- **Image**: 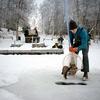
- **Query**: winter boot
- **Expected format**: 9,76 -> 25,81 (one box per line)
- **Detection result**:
62,66 -> 69,79
82,72 -> 88,81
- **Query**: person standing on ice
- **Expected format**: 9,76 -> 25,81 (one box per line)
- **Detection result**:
68,20 -> 90,81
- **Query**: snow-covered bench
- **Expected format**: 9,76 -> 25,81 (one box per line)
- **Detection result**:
0,49 -> 64,55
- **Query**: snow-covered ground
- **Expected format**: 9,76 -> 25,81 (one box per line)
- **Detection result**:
0,29 -> 100,100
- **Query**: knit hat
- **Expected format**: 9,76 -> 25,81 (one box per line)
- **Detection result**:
69,20 -> 77,30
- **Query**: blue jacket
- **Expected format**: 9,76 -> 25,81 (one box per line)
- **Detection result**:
69,27 -> 89,51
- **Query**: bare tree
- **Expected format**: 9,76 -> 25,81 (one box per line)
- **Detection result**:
40,0 -> 66,35
0,0 -> 36,29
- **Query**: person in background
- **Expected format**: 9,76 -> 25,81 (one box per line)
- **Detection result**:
69,20 -> 90,81
33,27 -> 38,37
58,34 -> 64,45
24,27 -> 29,37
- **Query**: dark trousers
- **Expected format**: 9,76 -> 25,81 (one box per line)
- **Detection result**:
82,46 -> 89,72
76,46 -> 89,72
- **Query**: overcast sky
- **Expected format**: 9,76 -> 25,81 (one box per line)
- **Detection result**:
36,0 -> 44,6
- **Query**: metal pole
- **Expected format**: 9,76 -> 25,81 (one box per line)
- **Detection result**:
64,0 -> 70,47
